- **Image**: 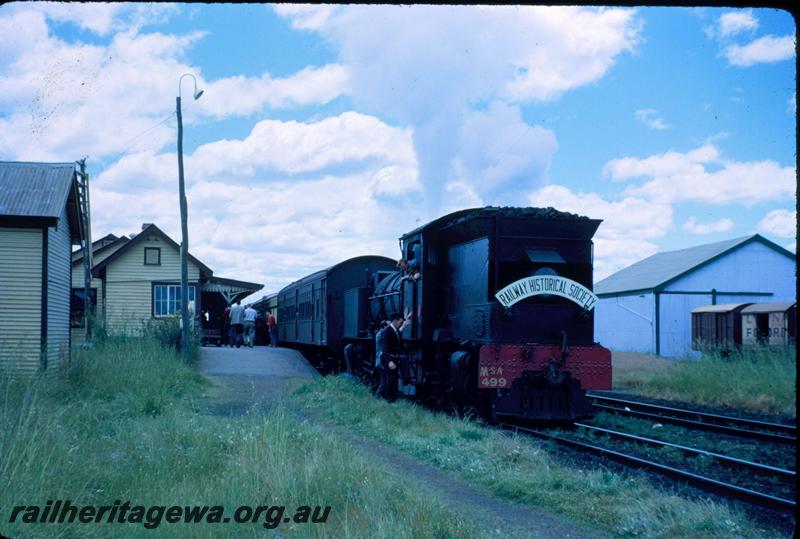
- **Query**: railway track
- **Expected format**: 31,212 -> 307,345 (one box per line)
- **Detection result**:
499,422 -> 796,512
587,394 -> 797,445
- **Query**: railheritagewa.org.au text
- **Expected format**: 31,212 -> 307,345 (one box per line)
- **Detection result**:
8,500 -> 331,530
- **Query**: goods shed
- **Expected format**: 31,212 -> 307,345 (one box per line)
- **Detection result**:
595,234 -> 795,358
0,161 -> 90,373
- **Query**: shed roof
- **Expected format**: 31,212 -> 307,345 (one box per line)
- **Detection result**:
596,234 -> 795,296
691,303 -> 751,314
741,302 -> 796,314
0,161 -> 75,219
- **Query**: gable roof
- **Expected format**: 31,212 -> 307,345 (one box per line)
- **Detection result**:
72,235 -> 130,265
0,161 -> 85,240
91,223 -> 212,278
73,233 -> 118,255
596,234 -> 795,296
0,161 -> 75,219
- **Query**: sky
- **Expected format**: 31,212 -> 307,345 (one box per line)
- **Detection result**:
0,4 -> 796,303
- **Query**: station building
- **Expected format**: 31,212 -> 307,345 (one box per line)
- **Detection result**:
594,234 -> 796,358
71,223 -> 262,340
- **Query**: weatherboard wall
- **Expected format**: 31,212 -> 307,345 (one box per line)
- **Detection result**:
46,205 -> 72,370
102,234 -> 200,334
0,227 -> 43,373
70,243 -> 125,342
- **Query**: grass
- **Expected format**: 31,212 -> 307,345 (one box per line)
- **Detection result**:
291,376 -> 792,539
1,337 -> 484,538
617,346 -> 796,417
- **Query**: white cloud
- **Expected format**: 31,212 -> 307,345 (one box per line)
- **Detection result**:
0,6 -> 350,163
188,112 -> 418,183
275,5 -> 641,215
13,2 -> 179,36
451,101 -> 558,202
91,111 -> 422,292
635,108 -> 670,130
682,217 -> 734,234
724,34 -> 795,67
758,209 -> 796,238
717,10 -> 758,38
272,4 -> 337,31
604,144 -> 795,206
529,184 -> 672,279
604,145 -> 718,181
197,64 -> 350,118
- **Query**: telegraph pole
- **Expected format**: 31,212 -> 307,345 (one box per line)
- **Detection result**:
176,74 -> 203,360
176,95 -> 190,359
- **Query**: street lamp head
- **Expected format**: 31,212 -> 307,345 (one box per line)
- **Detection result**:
178,73 -> 204,101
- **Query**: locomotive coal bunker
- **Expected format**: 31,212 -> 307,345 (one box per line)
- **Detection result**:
279,206 -> 612,422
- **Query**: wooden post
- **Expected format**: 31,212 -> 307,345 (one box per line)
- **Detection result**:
177,95 -> 191,360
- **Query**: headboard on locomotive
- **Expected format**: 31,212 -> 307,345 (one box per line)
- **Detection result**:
399,207 -> 602,346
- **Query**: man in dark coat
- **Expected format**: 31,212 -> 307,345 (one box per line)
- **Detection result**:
376,312 -> 404,402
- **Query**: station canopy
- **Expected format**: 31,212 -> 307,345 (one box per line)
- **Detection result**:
203,276 -> 263,305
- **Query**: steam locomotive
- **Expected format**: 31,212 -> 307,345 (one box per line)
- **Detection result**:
277,207 -> 612,421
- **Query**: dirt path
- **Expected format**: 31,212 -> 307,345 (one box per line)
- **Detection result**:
196,345 -> 607,539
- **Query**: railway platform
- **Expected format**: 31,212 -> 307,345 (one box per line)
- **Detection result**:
197,345 -> 318,416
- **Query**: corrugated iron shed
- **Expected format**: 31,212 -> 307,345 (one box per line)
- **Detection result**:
595,234 -> 795,296
0,161 -> 76,219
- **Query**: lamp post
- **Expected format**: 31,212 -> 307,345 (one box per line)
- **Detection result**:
176,74 -> 204,359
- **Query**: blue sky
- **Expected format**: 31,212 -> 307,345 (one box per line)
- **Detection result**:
0,4 -> 795,302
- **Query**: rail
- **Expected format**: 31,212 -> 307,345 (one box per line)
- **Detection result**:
587,395 -> 796,445
499,423 -> 796,512
574,422 -> 795,480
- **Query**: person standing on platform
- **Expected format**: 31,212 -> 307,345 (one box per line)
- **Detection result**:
267,311 -> 277,347
243,304 -> 257,347
229,301 -> 245,348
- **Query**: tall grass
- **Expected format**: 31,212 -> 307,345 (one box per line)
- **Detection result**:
292,376 -> 791,539
623,346 -> 796,417
1,338 -> 482,538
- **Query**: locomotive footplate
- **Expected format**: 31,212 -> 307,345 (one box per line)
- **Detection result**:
492,370 -> 594,421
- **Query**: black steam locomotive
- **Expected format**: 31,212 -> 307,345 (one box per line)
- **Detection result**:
276,207 -> 611,421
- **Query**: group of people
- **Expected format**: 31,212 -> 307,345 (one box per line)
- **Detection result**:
222,302 -> 277,348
